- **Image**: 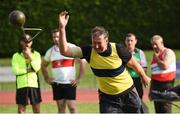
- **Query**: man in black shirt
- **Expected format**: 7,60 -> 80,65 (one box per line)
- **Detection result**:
58,11 -> 151,113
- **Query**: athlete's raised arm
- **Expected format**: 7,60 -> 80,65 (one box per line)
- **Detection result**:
58,11 -> 83,58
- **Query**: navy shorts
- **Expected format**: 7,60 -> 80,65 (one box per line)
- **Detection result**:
16,87 -> 42,105
51,83 -> 76,100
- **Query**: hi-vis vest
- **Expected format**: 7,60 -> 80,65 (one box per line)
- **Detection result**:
90,43 -> 133,95
151,48 -> 176,82
11,51 -> 41,89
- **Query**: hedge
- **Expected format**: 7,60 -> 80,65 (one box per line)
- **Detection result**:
0,0 -> 180,57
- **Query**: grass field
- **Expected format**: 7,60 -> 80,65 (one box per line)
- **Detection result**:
0,50 -> 180,113
0,101 -> 179,113
0,102 -> 99,113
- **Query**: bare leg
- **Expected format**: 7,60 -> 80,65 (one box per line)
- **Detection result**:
56,99 -> 66,113
67,100 -> 77,114
18,104 -> 26,114
32,103 -> 40,113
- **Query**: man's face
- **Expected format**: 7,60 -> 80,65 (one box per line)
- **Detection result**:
52,32 -> 59,45
20,40 -> 32,50
92,34 -> 108,53
151,39 -> 163,53
125,35 -> 137,50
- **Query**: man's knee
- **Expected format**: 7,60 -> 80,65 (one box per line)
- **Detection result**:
32,103 -> 40,113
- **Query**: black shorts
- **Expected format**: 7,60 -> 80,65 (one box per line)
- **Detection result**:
51,83 -> 76,100
16,87 -> 42,105
99,86 -> 141,113
150,79 -> 175,113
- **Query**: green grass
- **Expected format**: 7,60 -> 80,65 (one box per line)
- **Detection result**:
0,58 -> 11,66
0,50 -> 180,113
145,101 -> 180,113
1,50 -> 179,90
174,50 -> 180,62
1,50 -> 179,66
0,102 -> 180,113
0,102 -> 99,113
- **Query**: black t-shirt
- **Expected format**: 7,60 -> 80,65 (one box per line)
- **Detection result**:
81,43 -> 132,65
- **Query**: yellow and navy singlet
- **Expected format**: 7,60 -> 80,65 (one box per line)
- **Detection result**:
81,42 -> 133,95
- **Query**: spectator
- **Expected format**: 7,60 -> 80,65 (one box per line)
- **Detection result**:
11,34 -> 42,113
125,33 -> 148,113
41,29 -> 86,113
149,35 -> 176,113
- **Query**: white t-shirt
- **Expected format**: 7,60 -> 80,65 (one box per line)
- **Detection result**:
44,44 -> 76,84
138,49 -> 147,68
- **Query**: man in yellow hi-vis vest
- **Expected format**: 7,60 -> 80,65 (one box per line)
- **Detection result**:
11,34 -> 42,113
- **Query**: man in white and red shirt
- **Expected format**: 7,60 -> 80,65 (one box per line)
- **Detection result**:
41,29 -> 86,113
149,35 -> 176,113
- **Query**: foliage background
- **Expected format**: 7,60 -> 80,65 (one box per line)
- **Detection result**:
0,0 -> 180,57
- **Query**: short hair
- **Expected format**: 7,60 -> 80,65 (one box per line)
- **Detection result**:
91,26 -> 109,39
21,34 -> 32,43
151,35 -> 163,43
125,33 -> 136,39
18,34 -> 32,52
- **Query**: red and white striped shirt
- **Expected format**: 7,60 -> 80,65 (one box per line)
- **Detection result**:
44,44 -> 76,84
151,48 -> 176,82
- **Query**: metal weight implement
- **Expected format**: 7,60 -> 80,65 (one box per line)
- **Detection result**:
9,10 -> 25,28
9,10 -> 42,42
